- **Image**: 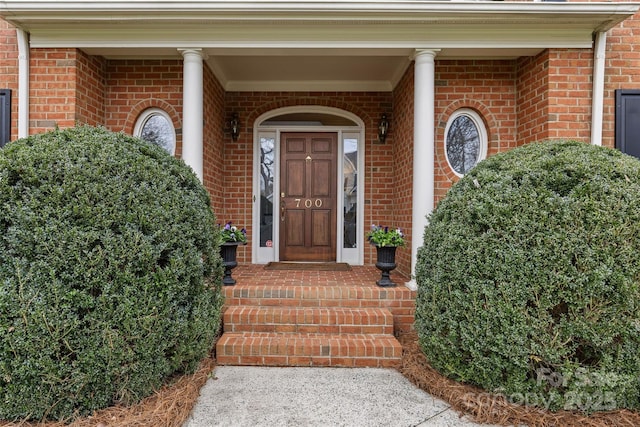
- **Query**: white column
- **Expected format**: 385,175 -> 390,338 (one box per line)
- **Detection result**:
17,28 -> 29,139
407,49 -> 438,290
591,31 -> 607,146
179,49 -> 204,181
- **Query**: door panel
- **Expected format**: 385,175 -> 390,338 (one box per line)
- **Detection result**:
312,210 -> 332,246
312,160 -> 331,196
285,160 -> 305,196
286,210 -> 305,246
280,132 -> 337,261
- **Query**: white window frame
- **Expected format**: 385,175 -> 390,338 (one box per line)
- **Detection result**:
444,108 -> 488,177
133,108 -> 176,156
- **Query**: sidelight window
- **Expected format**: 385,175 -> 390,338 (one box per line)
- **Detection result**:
259,135 -> 275,247
343,137 -> 358,248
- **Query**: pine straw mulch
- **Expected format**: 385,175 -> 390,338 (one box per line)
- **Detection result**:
3,333 -> 640,427
397,332 -> 640,427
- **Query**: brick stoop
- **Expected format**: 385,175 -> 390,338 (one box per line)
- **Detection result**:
215,266 -> 416,368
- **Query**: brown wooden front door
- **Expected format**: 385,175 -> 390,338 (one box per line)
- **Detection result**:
280,132 -> 337,261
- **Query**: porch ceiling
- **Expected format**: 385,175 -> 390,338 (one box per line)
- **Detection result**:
2,1 -> 638,91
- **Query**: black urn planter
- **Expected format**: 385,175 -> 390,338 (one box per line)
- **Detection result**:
374,245 -> 398,287
220,242 -> 244,285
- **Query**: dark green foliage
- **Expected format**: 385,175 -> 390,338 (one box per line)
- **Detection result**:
415,140 -> 640,413
0,126 -> 224,421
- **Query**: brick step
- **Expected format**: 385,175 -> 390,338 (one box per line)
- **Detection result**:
223,284 -> 415,333
223,306 -> 394,334
216,332 -> 402,368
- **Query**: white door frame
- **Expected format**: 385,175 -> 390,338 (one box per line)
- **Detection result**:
252,106 -> 365,264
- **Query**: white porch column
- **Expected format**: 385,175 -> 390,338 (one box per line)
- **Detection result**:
179,49 -> 204,181
591,31 -> 607,146
407,49 -> 438,290
17,28 -> 29,139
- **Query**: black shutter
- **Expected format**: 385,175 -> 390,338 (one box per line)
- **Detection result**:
0,89 -> 10,147
615,89 -> 640,159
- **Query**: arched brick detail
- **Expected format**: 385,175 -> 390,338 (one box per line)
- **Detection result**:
435,99 -> 497,183
246,97 -> 373,131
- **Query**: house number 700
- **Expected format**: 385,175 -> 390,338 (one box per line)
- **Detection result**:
294,198 -> 323,208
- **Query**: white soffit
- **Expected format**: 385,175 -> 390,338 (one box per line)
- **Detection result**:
2,1 -> 638,91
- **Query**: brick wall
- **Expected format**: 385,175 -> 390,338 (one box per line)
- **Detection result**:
391,65 -> 414,276
30,48 -> 77,133
547,49 -> 593,142
75,49 -> 106,126
0,20 -> 18,141
516,51 -> 550,144
203,65 -> 226,216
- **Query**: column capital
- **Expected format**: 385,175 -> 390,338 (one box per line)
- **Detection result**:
413,49 -> 440,62
178,48 -> 207,60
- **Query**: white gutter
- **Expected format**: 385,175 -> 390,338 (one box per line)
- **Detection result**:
16,28 -> 29,139
591,31 -> 607,146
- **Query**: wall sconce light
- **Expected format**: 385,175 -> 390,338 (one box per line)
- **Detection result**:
378,114 -> 389,143
230,113 -> 240,141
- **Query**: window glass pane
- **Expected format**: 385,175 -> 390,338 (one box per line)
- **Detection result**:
141,114 -> 175,155
446,115 -> 481,175
343,138 -> 358,248
259,136 -> 275,247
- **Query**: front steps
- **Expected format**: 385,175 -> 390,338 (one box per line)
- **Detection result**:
216,277 -> 415,368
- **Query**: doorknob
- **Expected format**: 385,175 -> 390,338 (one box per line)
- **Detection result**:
280,199 -> 286,222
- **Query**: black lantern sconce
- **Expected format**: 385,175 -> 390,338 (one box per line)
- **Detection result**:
230,113 -> 240,141
378,114 -> 389,143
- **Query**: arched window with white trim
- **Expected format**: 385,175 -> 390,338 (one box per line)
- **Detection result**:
134,108 -> 176,156
444,108 -> 488,176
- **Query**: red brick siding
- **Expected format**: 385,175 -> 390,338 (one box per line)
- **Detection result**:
0,20 -> 18,141
30,48 -> 77,133
75,49 -> 106,126
203,65 -> 226,216
547,49 -> 593,142
391,65 -> 414,276
517,51 -> 550,144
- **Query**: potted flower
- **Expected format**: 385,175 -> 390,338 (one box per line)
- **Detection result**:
218,221 -> 247,285
367,224 -> 405,287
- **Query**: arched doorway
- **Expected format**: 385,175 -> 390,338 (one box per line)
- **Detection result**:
252,106 -> 365,265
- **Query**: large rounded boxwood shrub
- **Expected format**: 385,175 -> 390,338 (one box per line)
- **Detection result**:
0,126 -> 224,421
416,140 -> 640,413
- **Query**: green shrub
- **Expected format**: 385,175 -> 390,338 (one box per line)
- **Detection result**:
415,140 -> 640,413
0,126 -> 224,421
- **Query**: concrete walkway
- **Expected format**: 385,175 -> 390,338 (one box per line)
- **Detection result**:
184,366 -> 498,427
